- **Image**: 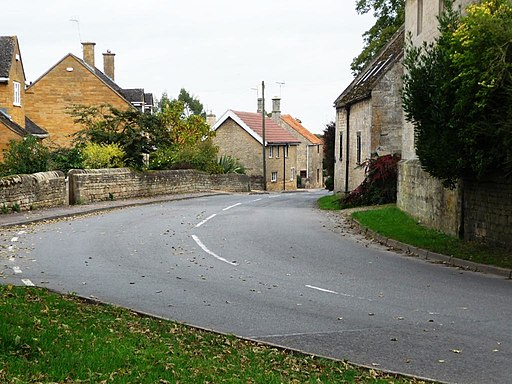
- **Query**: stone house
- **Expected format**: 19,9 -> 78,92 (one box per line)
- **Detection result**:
270,98 -> 324,189
212,109 -> 300,191
0,36 -> 48,160
25,42 -> 153,148
333,26 -> 404,195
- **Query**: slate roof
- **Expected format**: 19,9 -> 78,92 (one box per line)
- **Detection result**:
144,93 -> 154,106
0,36 -> 15,78
334,26 -> 404,108
120,88 -> 145,103
281,114 -> 323,145
213,110 -> 301,145
25,117 -> 48,137
0,109 -> 25,136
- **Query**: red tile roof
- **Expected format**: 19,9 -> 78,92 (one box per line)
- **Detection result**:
281,114 -> 323,145
229,110 -> 300,145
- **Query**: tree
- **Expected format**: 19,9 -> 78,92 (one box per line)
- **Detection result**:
178,88 -> 206,118
402,0 -> 512,187
352,0 -> 405,74
322,121 -> 335,181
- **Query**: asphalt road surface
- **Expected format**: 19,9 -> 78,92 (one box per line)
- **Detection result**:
2,191 -> 511,384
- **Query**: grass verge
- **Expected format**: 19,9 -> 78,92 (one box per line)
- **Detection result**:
317,194 -> 341,210
352,206 -> 512,270
0,285 -> 429,384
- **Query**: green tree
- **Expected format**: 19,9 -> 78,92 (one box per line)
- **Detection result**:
0,136 -> 49,176
178,88 -> 206,118
352,0 -> 405,74
402,0 -> 512,186
322,121 -> 335,185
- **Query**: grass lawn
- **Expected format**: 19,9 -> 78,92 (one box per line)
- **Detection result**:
317,194 -> 341,210
352,206 -> 512,270
0,285 -> 429,383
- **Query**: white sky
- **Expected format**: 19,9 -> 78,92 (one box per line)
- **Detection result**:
3,1 -> 374,134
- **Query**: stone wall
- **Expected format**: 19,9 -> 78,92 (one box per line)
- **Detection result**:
0,171 -> 66,211
464,175 -> 512,249
397,159 -> 461,236
69,168 -> 250,204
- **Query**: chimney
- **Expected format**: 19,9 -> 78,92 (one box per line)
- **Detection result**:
257,97 -> 263,114
206,112 -> 216,127
103,50 -> 115,81
272,97 -> 281,120
82,42 -> 96,67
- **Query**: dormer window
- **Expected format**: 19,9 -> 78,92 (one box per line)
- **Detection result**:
13,81 -> 21,106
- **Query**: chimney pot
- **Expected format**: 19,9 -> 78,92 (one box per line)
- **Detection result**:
272,97 -> 281,120
257,98 -> 263,114
82,42 -> 96,67
103,50 -> 116,81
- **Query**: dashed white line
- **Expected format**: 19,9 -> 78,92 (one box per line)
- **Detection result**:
305,285 -> 340,295
195,214 -> 217,228
11,237 -> 19,242
13,266 -> 22,274
223,203 -> 242,211
21,279 -> 35,286
191,235 -> 237,266
251,198 -> 262,202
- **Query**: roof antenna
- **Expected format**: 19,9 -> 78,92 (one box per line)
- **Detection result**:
70,17 -> 82,43
276,81 -> 285,98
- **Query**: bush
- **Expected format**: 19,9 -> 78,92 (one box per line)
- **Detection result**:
324,176 -> 334,191
341,154 -> 400,208
149,139 -> 221,174
218,155 -> 246,174
82,142 -> 125,169
48,147 -> 83,174
0,136 -> 49,176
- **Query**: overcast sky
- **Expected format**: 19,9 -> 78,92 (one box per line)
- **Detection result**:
4,1 -> 373,134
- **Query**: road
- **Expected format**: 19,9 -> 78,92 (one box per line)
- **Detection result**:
2,191 -> 511,384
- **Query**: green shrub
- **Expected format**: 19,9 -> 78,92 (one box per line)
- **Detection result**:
48,147 -> 83,174
218,155 -> 246,174
82,142 -> 125,169
324,176 -> 334,191
0,136 -> 49,176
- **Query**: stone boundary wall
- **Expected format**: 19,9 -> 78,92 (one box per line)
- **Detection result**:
68,168 -> 251,204
464,175 -> 512,249
0,171 -> 66,212
397,159 -> 461,236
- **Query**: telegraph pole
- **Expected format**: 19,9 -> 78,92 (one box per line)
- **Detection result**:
261,81 -> 267,191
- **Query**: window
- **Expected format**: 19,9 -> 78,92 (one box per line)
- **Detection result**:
339,132 -> 343,160
276,146 -> 280,158
284,145 -> 289,158
417,0 -> 424,35
356,132 -> 362,165
317,169 -> 320,183
271,171 -> 278,182
269,146 -> 273,158
290,167 -> 295,181
13,81 -> 21,106
317,145 -> 320,154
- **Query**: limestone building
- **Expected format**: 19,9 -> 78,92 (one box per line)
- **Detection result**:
333,27 -> 404,195
212,110 -> 300,191
270,98 -> 324,189
0,36 -> 47,160
25,42 -> 153,148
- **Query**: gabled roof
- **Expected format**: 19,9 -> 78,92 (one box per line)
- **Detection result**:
334,26 -> 404,108
0,36 -> 25,81
212,110 -> 301,145
27,54 -> 134,108
120,88 -> 145,103
281,114 -> 323,145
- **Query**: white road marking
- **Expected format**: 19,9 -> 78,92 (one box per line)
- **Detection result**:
268,195 -> 281,199
191,235 -> 237,266
223,203 -> 242,211
13,266 -> 22,274
11,237 -> 19,242
195,214 -> 217,228
306,285 -> 341,295
21,279 -> 35,286
251,198 -> 262,202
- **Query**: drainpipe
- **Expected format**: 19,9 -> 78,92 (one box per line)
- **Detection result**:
344,105 -> 351,196
283,145 -> 286,191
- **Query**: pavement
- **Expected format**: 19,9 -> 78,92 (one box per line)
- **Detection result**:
1,191 -> 510,280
